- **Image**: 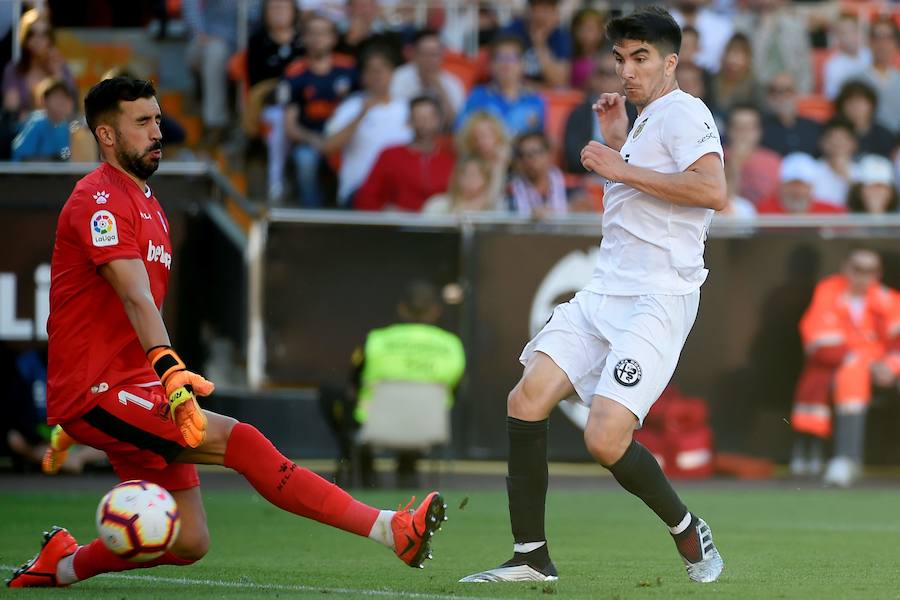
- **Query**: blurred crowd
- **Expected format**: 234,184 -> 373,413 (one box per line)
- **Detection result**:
1,0 -> 900,218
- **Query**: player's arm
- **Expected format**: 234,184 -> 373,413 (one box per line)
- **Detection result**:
100,258 -> 212,447
99,258 -> 170,349
581,144 -> 727,210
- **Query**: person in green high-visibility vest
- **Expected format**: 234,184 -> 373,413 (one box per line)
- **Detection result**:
321,280 -> 465,488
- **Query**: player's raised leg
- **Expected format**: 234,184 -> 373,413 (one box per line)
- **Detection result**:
179,411 -> 446,568
459,352 -> 572,582
585,396 -> 723,583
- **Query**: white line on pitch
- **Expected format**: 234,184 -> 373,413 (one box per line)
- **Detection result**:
0,564 -> 508,599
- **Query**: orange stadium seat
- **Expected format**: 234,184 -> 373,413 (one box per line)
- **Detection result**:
796,94 -> 835,123
542,89 -> 583,165
442,51 -> 480,92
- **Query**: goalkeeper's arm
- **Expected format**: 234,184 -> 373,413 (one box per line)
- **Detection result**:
99,259 -> 213,447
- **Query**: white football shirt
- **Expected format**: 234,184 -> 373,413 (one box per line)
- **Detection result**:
586,89 -> 723,296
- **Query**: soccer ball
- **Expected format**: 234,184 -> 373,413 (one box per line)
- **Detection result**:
96,480 -> 181,562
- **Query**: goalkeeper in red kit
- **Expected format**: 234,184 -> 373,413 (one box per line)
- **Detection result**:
7,77 -> 446,589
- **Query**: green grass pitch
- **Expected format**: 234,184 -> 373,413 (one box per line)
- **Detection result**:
3,486 -> 900,599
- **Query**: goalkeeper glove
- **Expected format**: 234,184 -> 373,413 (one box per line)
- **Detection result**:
147,345 -> 214,448
42,425 -> 75,475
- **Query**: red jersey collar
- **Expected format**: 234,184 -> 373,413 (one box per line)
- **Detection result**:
100,162 -> 153,199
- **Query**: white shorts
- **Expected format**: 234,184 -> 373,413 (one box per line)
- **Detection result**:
519,289 -> 700,424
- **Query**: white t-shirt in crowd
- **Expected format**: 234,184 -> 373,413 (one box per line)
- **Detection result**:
587,89 -> 723,297
390,64 -> 466,115
324,93 -> 413,204
813,160 -> 854,207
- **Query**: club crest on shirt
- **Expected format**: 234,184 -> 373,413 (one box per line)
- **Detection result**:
93,190 -> 109,204
91,210 -> 118,247
614,358 -> 642,387
632,118 -> 648,140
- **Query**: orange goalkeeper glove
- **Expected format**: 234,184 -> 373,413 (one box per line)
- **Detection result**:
42,425 -> 75,475
147,345 -> 214,448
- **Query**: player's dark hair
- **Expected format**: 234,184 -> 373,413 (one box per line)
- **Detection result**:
606,6 -> 681,56
84,76 -> 156,140
490,33 -> 525,57
359,43 -> 398,71
409,94 -> 443,116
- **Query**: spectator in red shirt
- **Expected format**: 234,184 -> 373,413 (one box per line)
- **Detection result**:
757,152 -> 847,215
354,95 -> 455,211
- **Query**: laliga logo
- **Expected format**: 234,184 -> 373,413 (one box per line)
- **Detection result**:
0,264 -> 50,341
146,240 -> 172,270
529,248 -> 600,431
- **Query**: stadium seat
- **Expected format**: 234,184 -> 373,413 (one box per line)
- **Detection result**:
541,89 -> 584,166
796,94 -> 835,122
356,381 -> 451,483
442,51 -> 480,92
357,381 -> 450,450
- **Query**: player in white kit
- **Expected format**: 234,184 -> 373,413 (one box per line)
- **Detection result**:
460,7 -> 726,585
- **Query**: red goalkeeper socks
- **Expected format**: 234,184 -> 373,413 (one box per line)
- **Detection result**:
224,422 -> 379,537
68,539 -> 194,582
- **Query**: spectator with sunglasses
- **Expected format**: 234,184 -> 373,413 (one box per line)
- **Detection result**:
508,131 -> 567,219
2,9 -> 74,119
760,72 -> 821,156
455,35 -> 545,138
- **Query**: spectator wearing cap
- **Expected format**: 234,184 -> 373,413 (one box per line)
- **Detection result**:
390,30 -> 465,125
455,35 -> 545,137
508,131 -> 567,219
824,14 -> 872,100
813,118 -> 858,208
502,0 -> 572,88
757,152 -> 847,214
834,80 -> 895,158
724,103 -> 781,206
847,155 -> 899,214
354,96 -> 455,212
671,0 -> 733,73
760,72 -> 821,156
861,17 -> 900,133
11,78 -> 74,161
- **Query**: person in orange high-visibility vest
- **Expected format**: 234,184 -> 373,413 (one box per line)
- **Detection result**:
790,249 -> 900,486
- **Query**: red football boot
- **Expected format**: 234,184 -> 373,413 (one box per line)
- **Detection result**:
391,491 -> 447,568
6,526 -> 78,588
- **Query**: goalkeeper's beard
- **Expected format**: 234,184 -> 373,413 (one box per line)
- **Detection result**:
115,138 -> 161,182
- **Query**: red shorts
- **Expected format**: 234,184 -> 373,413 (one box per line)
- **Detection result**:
64,381 -> 199,491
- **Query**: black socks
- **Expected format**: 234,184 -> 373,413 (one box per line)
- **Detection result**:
608,440 -> 688,528
507,416 -> 549,544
